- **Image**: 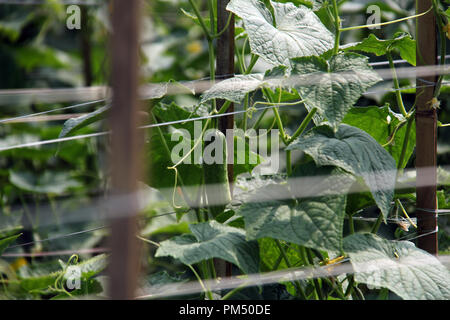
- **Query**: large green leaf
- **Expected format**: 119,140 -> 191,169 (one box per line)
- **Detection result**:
155,221 -> 259,274
342,106 -> 416,168
289,53 -> 382,128
237,171 -> 351,252
344,233 -> 450,300
200,74 -> 265,104
0,234 -> 21,256
287,124 -> 396,217
227,0 -> 333,67
343,33 -> 416,66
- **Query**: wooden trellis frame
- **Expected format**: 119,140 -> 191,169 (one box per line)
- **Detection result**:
103,0 -> 441,299
215,0 -> 235,278
415,0 -> 439,255
108,0 -> 142,299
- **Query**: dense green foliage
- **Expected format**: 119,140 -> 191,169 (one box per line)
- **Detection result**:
0,0 -> 450,300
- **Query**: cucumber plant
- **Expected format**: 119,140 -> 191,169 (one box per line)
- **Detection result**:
57,0 -> 450,300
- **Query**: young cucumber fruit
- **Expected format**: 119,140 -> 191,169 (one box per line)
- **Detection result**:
203,129 -> 232,218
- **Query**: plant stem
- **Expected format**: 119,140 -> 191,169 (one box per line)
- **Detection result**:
323,277 -> 346,300
207,0 -> 215,36
236,48 -> 245,74
218,100 -> 232,114
282,107 -> 317,176
188,0 -> 211,41
305,248 -> 324,300
272,107 -> 288,145
339,7 -> 433,32
252,108 -> 268,130
259,89 -> 286,141
221,283 -> 248,300
396,112 -> 414,172
396,199 -> 417,228
208,258 -> 217,279
274,240 -> 307,300
344,275 -> 355,297
272,253 -> 283,270
299,246 -> 309,266
243,93 -> 249,131
286,150 -> 292,176
208,40 -> 216,82
241,37 -> 249,70
287,107 -> 317,145
387,51 -> 408,117
331,0 -> 341,55
214,12 -> 232,38
245,54 -> 259,74
371,213 -> 383,234
348,214 -> 355,234
432,0 -> 446,97
188,264 -> 214,300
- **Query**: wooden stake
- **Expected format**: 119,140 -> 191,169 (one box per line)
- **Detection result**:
415,0 -> 438,255
215,0 -> 235,277
80,6 -> 92,87
108,0 -> 142,299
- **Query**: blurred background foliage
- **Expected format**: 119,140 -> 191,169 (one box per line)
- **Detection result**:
0,0 -> 448,299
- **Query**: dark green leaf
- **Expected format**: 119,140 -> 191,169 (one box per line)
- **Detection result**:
287,124 -> 396,217
59,106 -> 108,138
289,53 -> 382,128
342,105 -> 416,168
0,234 -> 21,256
343,33 -> 416,66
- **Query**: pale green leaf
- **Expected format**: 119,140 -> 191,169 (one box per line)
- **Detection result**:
344,233 -> 450,300
200,74 -> 265,104
227,0 -> 334,66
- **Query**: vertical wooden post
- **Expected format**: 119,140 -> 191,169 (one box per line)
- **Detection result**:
215,0 -> 235,277
216,0 -> 235,184
415,0 -> 438,255
80,6 -> 92,87
109,0 -> 142,299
